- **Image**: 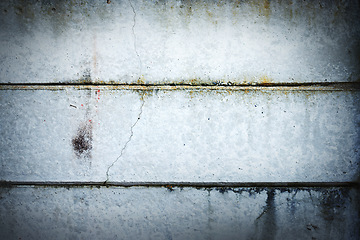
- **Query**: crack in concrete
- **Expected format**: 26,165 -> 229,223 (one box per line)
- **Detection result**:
256,207 -> 270,220
128,0 -> 142,80
104,98 -> 145,183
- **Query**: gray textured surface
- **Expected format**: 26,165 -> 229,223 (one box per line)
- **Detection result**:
1,88 -> 359,182
0,0 -> 359,84
0,0 -> 359,239
0,187 -> 359,240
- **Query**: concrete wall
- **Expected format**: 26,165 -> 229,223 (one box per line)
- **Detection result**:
1,187 -> 359,239
1,0 -> 360,84
0,0 -> 359,239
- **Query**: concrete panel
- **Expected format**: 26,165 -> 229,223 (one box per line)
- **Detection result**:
1,1 -> 359,238
0,186 -> 358,240
1,87 -> 359,182
1,0 -> 359,84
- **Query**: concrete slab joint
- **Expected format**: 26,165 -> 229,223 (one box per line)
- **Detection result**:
0,0 -> 360,239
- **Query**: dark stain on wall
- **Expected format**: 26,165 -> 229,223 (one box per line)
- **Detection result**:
72,121 -> 93,159
262,189 -> 277,239
250,188 -> 277,239
320,188 -> 348,221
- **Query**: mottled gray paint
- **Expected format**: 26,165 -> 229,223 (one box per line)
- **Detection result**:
0,0 -> 359,84
0,0 -> 359,239
1,88 -> 359,182
0,187 -> 358,240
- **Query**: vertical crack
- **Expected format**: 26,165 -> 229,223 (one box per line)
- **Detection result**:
104,98 -> 145,183
128,0 -> 142,80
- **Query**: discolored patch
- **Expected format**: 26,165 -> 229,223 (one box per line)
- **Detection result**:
72,122 -> 93,158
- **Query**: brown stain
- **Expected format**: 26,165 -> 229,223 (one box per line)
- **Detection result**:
250,0 -> 271,18
288,0 -> 294,20
131,87 -> 152,101
206,9 -> 213,18
259,75 -> 273,85
137,75 -> 145,85
72,121 -> 93,159
3,82 -> 359,92
190,78 -> 200,85
263,0 -> 270,15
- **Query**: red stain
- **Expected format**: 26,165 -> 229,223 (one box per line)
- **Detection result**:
81,104 -> 84,107
89,120 -> 92,122
97,90 -> 100,100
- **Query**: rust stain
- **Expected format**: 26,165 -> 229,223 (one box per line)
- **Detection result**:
190,78 -> 201,85
136,75 -> 145,85
288,0 -> 294,20
259,75 -> 273,85
263,0 -> 270,13
250,0 -> 271,18
261,0 -> 270,18
1,82 -> 359,92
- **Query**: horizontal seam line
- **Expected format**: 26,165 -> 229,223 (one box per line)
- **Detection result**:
1,181 -> 359,188
0,84 -> 359,91
0,82 -> 359,87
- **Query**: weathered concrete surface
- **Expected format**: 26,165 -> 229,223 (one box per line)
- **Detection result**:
0,0 -> 359,84
1,88 -> 359,182
0,1 -> 359,239
0,187 -> 358,240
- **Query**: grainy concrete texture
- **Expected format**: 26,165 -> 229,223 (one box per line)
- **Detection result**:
0,0 -> 359,239
0,0 -> 359,84
0,187 -> 359,240
0,88 -> 359,182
